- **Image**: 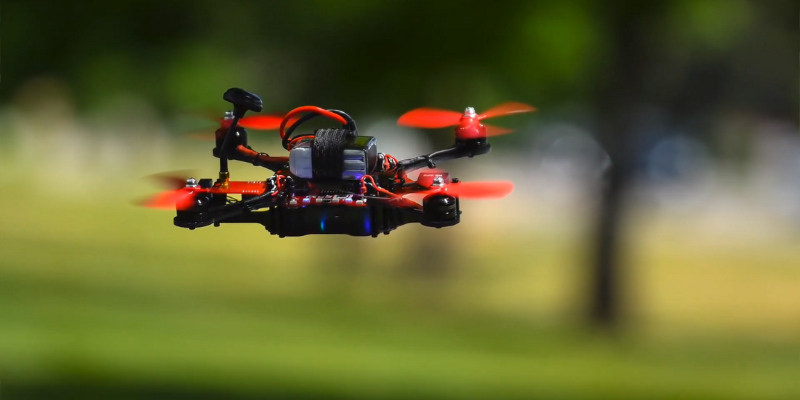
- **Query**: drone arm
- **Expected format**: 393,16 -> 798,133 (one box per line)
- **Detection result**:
397,147 -> 461,172
217,145 -> 289,173
397,142 -> 490,173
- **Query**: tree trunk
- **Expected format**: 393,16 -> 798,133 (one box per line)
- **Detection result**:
588,2 -> 664,327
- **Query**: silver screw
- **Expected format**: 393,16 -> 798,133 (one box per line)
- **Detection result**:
432,176 -> 445,186
185,177 -> 198,187
224,110 -> 234,120
464,107 -> 477,117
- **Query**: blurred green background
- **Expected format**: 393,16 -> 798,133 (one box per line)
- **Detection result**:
1,0 -> 798,399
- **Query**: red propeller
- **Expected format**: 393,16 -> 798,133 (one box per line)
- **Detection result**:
145,170 -> 197,190
136,171 -> 198,210
416,180 -> 514,199
479,102 -> 537,120
137,171 -> 269,210
394,179 -> 514,205
386,180 -> 514,209
235,115 -> 285,130
141,187 -> 198,210
398,108 -> 463,129
397,102 -> 535,139
183,111 -> 297,141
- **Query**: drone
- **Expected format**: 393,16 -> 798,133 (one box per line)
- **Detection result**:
141,88 -> 535,237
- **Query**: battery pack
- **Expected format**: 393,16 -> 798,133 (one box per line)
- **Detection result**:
289,130 -> 378,180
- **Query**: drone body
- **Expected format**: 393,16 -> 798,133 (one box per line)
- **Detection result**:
142,88 -> 534,237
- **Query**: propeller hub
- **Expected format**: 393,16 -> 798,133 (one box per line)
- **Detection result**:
185,177 -> 198,188
463,107 -> 477,118
432,176 -> 445,187
223,111 -> 234,120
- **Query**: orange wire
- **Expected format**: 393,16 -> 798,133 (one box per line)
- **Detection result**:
279,106 -> 348,141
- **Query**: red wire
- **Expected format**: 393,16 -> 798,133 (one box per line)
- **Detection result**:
279,106 -> 348,141
360,175 -> 400,198
288,135 -> 315,150
382,154 -> 398,172
275,175 -> 285,190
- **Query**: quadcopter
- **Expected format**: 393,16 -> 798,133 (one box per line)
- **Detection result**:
141,88 -> 535,237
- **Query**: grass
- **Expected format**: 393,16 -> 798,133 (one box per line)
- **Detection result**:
2,291 -> 797,400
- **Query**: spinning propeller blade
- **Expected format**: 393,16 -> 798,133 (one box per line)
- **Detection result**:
397,102 -> 535,137
410,180 -> 514,199
138,170 -> 271,210
478,102 -> 537,120
140,189 -> 197,210
397,108 -> 463,129
237,115 -> 284,130
138,170 -> 199,210
440,181 -> 514,198
145,170 -> 197,190
180,111 -> 295,141
484,124 -> 514,137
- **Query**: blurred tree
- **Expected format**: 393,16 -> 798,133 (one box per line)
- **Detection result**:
2,0 -> 796,330
584,0 -> 796,328
584,0 -> 657,327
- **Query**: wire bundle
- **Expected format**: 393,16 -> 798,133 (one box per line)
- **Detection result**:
311,128 -> 350,180
279,106 -> 358,150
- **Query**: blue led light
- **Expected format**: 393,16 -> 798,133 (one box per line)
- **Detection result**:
320,210 -> 328,233
363,212 -> 371,234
